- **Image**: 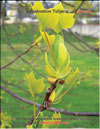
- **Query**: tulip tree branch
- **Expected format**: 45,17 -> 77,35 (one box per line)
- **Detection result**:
0,44 -> 35,70
65,37 -> 89,53
1,22 -> 36,70
65,29 -> 99,55
68,29 -> 95,50
62,1 -> 95,12
72,0 -> 85,13
1,22 -> 47,78
1,85 -> 99,119
1,78 -> 29,94
27,79 -> 58,125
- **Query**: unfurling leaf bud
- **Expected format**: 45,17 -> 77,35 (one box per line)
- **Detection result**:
47,77 -> 57,85
59,80 -> 65,85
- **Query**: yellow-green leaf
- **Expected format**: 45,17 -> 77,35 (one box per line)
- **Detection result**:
49,90 -> 55,102
65,68 -> 80,84
26,72 -> 45,117
52,111 -> 61,120
31,1 -> 59,30
95,41 -> 100,48
31,2 -> 75,32
45,53 -> 56,77
26,124 -> 33,129
60,13 -> 75,28
57,39 -> 70,71
55,85 -> 64,100
53,2 -> 75,33
41,31 -> 55,46
33,36 -> 42,45
52,35 -> 70,77
26,72 -> 45,94
48,77 -> 57,85
43,111 -> 61,128
45,65 -> 56,77
45,35 -> 70,79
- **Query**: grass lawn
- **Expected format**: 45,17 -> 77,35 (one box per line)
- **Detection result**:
1,23 -> 99,128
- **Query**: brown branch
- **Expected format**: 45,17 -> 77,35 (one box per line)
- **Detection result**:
62,1 -> 95,12
2,19 -> 45,74
65,36 -> 89,53
27,79 -> 58,125
0,44 -> 35,70
1,85 -> 99,117
1,78 -> 44,98
72,0 -> 85,13
68,29 -> 96,51
1,38 -> 46,78
1,18 -> 33,69
4,67 -> 27,73
1,23 -> 47,78
62,1 -> 74,8
43,0 -> 49,9
1,78 -> 29,94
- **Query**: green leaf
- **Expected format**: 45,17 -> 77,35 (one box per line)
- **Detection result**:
26,72 -> 45,117
26,72 -> 45,94
52,35 -> 70,77
49,90 -> 55,102
45,53 -> 56,77
45,65 -> 56,77
59,65 -> 71,78
33,36 -> 42,45
52,35 -> 70,70
53,3 -> 75,33
43,111 -> 61,128
65,68 -> 80,84
55,85 -> 64,99
32,112 -> 43,128
26,124 -> 33,129
47,77 -> 57,85
31,1 -> 59,30
40,31 -> 55,46
45,34 -> 71,79
57,39 -> 70,72
31,2 -> 75,32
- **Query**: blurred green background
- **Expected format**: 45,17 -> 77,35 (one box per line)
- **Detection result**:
1,23 -> 99,128
1,0 -> 99,128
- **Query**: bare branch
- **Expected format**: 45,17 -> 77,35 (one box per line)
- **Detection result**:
72,0 -> 85,13
1,22 -> 47,78
68,29 -> 96,51
1,85 -> 99,117
62,1 -> 95,12
1,78 -> 29,94
43,0 -> 49,9
65,36 -> 89,53
27,79 -> 58,125
0,44 -> 35,70
68,29 -> 94,49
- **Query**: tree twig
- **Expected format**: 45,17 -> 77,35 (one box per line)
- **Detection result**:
27,79 -> 58,125
65,36 -> 89,53
1,78 -> 29,94
72,0 -> 85,13
62,1 -> 95,13
0,44 -> 35,70
68,29 -> 97,51
1,85 -> 99,117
